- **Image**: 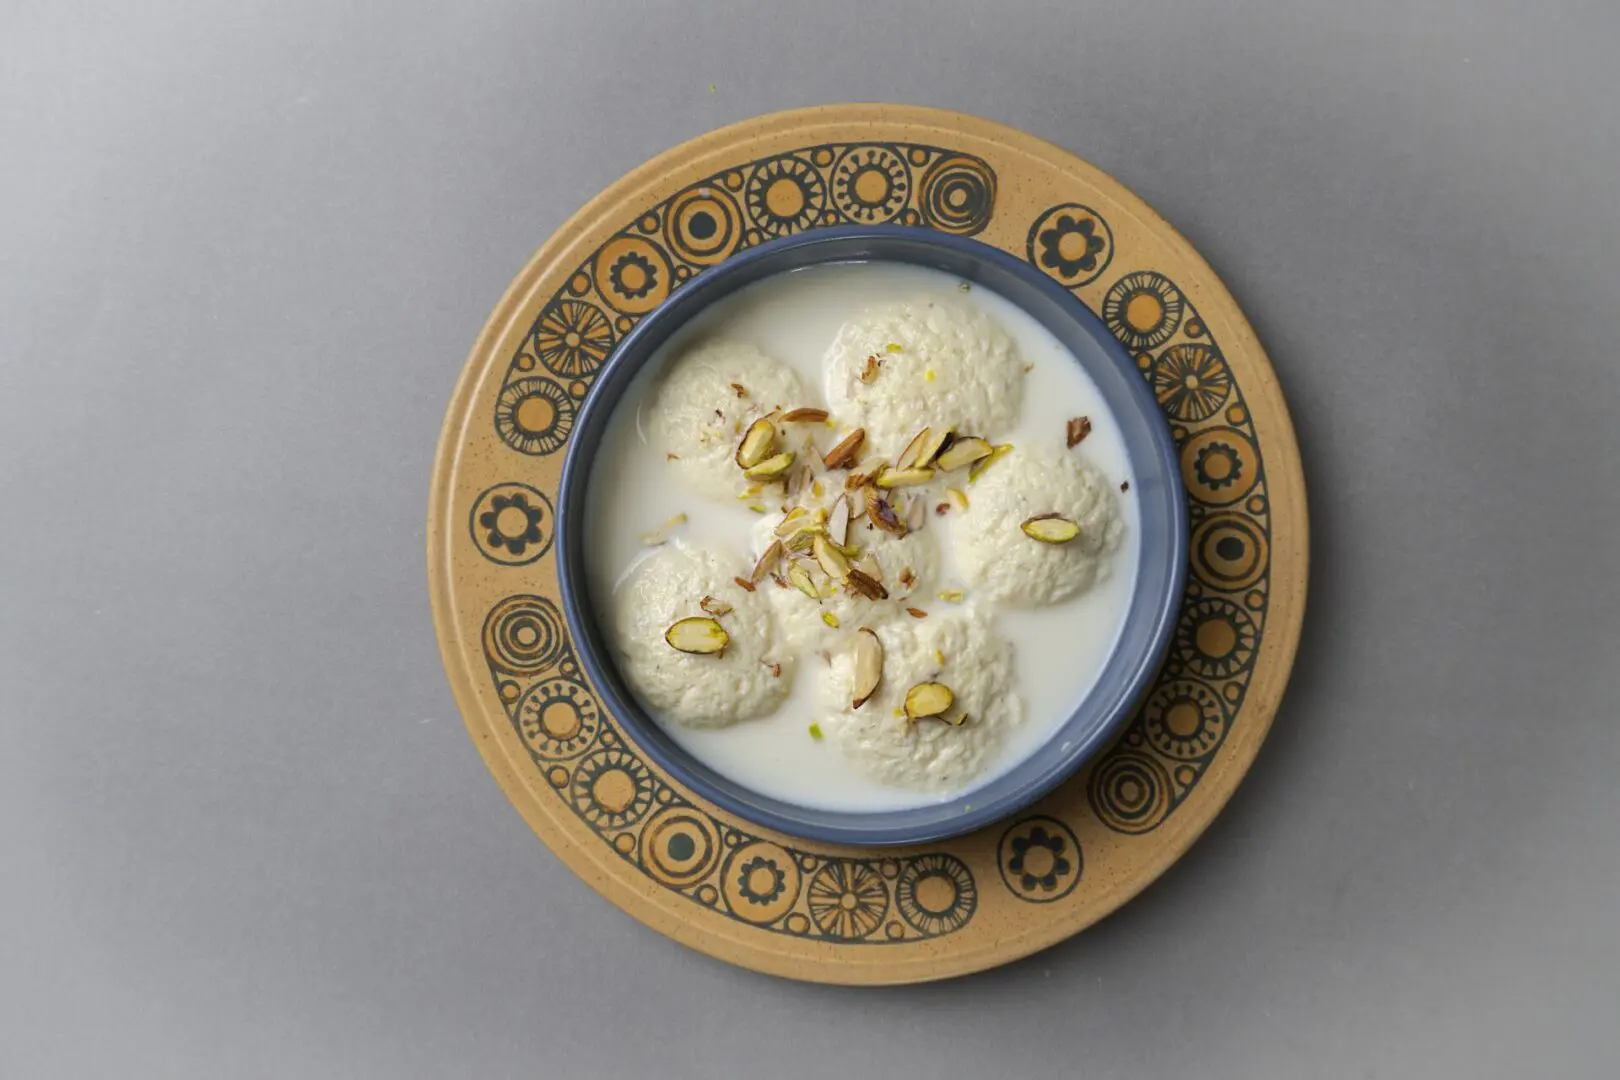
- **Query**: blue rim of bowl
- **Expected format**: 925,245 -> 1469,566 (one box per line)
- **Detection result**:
557,225 -> 1188,846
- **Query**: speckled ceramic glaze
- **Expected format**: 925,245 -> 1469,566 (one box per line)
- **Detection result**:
428,105 -> 1308,984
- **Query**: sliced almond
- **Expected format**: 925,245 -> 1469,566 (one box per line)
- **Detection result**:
743,450 -> 795,481
812,535 -> 851,582
665,617 -> 729,655
1021,514 -> 1082,544
895,427 -> 932,470
845,567 -> 889,601
852,628 -> 883,709
699,595 -> 732,617
1066,416 -> 1093,447
845,469 -> 874,491
735,418 -> 776,469
750,539 -> 783,582
773,507 -> 811,536
968,443 -> 1013,482
826,495 -> 851,546
788,562 -> 820,601
781,407 -> 829,423
935,436 -> 993,472
904,682 -> 954,719
914,428 -> 952,469
906,497 -> 927,531
865,487 -> 908,538
877,466 -> 935,488
823,428 -> 865,470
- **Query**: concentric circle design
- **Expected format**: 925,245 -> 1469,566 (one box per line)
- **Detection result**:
534,299 -> 615,379
468,482 -> 554,565
1027,202 -> 1114,287
481,594 -> 566,676
592,235 -> 673,314
918,154 -> 996,235
664,183 -> 743,265
806,860 -> 890,939
1181,426 -> 1260,505
516,677 -> 600,759
721,840 -> 801,925
494,377 -> 574,456
831,145 -> 910,224
570,748 -> 655,829
1174,598 -> 1259,679
1102,271 -> 1185,351
1154,343 -> 1233,423
1191,512 -> 1270,592
1088,751 -> 1174,835
895,854 -> 977,935
744,155 -> 826,238
997,816 -> 1082,903
1142,679 -> 1229,761
640,805 -> 722,888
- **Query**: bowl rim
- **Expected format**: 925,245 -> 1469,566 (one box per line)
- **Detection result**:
556,224 -> 1187,846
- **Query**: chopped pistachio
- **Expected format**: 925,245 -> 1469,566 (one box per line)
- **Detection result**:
735,418 -> 776,469
1021,514 -> 1082,544
813,535 -> 851,582
788,562 -> 820,600
885,342 -> 903,353
967,443 -> 1013,482
743,450 -> 795,481
935,436 -> 993,472
665,617 -> 729,655
821,611 -> 840,629
877,466 -> 935,488
808,722 -> 823,740
904,682 -> 954,719
937,589 -> 965,603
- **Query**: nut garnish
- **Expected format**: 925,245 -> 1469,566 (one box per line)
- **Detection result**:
1066,416 -> 1093,447
852,627 -> 883,709
939,713 -> 969,727
845,470 -> 874,491
865,488 -> 908,537
781,407 -> 829,423
826,495 -> 851,546
751,539 -> 783,582
935,502 -> 949,516
896,427 -> 933,470
788,562 -> 820,600
845,567 -> 889,601
906,496 -> 927,531
813,535 -> 851,582
637,511 -> 688,546
699,595 -> 733,617
934,436 -> 993,472
937,589 -> 965,603
898,567 -> 916,589
743,451 -> 795,481
1021,514 -> 1082,544
665,617 -> 729,655
773,507 -> 811,536
821,611 -> 841,629
946,487 -> 969,510
905,607 -> 928,619
858,354 -> 882,383
730,382 -> 748,398
904,682 -> 954,719
735,418 -> 776,469
968,443 -> 1013,482
877,466 -> 935,488
823,428 -> 865,470
733,575 -> 756,592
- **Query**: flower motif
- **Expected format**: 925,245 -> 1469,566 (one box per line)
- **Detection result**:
735,855 -> 786,906
1006,826 -> 1072,894
608,250 -> 657,300
1037,214 -> 1107,278
478,492 -> 545,556
1194,442 -> 1243,491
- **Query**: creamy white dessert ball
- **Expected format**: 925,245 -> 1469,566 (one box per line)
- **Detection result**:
649,340 -> 812,501
822,295 -> 1023,457
817,606 -> 1022,791
952,441 -> 1125,607
612,543 -> 792,729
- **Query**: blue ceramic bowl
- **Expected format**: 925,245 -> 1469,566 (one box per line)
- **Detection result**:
557,226 -> 1187,846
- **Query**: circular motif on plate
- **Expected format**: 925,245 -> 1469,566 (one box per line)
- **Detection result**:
569,748 -> 655,829
640,805 -> 722,888
1027,202 -> 1114,288
1174,598 -> 1259,679
894,853 -> 977,936
1154,344 -> 1233,423
1089,751 -> 1174,834
1181,426 -> 1259,505
482,594 -> 566,676
1143,679 -> 1229,761
664,183 -> 743,265
919,154 -> 995,235
1191,512 -> 1270,592
516,677 -> 599,760
997,816 -> 1082,903
806,860 -> 890,939
592,235 -> 673,315
494,377 -> 574,456
469,482 -> 554,565
1102,271 -> 1185,351
534,299 -> 615,379
831,145 -> 910,224
720,840 -> 801,925
744,155 -> 827,238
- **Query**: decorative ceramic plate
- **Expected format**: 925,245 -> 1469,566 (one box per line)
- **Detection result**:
428,105 -> 1307,984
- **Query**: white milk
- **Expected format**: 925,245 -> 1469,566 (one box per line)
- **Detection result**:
583,262 -> 1139,812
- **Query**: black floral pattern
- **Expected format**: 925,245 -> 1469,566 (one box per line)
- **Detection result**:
1037,214 -> 1107,278
478,492 -> 546,557
1194,441 -> 1244,491
1006,826 -> 1072,894
608,250 -> 658,300
735,855 -> 787,907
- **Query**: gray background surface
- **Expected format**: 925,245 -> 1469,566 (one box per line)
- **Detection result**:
4,1 -> 1618,1076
